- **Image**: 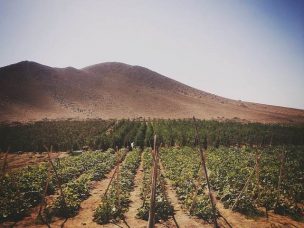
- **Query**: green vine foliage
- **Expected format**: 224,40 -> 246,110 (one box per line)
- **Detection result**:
1,119 -> 303,152
0,150 -> 116,222
160,147 -> 217,222
94,149 -> 141,224
136,148 -> 174,222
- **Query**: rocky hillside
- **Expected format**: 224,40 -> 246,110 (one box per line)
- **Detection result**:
0,61 -> 303,123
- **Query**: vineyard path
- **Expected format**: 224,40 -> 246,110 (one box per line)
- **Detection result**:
159,161 -> 212,228
110,151 -> 147,228
22,165 -> 118,228
200,165 -> 257,228
204,164 -> 304,228
107,150 -> 175,228
61,165 -> 118,228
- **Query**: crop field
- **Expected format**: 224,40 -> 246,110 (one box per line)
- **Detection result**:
0,119 -> 303,227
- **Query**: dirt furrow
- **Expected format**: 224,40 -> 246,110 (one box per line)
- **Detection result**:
13,166 -> 117,228
214,198 -> 255,228
119,152 -> 146,228
206,165 -> 304,228
55,167 -> 118,228
214,195 -> 304,228
159,162 -> 212,228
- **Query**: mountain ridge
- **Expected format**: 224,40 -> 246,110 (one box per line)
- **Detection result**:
0,60 -> 303,123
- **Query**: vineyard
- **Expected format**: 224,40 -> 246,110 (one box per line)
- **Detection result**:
1,119 -> 304,152
0,119 -> 303,227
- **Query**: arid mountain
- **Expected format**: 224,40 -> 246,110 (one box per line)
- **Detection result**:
0,61 -> 303,123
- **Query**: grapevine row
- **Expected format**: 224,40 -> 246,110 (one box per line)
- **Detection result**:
94,148 -> 141,224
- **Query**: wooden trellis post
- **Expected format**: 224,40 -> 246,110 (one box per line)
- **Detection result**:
255,150 -> 261,202
277,150 -> 286,202
148,135 -> 157,228
269,133 -> 273,147
193,117 -> 219,228
158,162 -> 171,208
1,147 -> 10,178
103,149 -> 123,197
231,163 -> 257,211
116,163 -> 121,211
44,145 -> 67,214
36,162 -> 51,227
189,170 -> 202,214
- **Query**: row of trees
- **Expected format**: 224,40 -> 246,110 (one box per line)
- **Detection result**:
0,119 -> 303,152
152,119 -> 304,147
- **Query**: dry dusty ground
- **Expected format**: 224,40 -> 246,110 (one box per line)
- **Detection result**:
1,61 -> 304,123
0,151 -> 68,172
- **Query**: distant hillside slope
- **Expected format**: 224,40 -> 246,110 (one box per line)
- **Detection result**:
0,61 -> 303,123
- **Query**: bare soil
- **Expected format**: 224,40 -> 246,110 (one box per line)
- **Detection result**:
56,167 -> 118,228
0,151 -> 68,172
120,153 -> 146,228
159,162 -> 212,228
215,196 -> 304,228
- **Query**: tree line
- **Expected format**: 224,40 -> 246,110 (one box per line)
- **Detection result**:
0,119 -> 303,152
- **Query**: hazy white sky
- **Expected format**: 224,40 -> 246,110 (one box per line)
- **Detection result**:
0,0 -> 303,109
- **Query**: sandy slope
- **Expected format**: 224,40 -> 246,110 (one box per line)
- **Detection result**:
0,61 -> 303,123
